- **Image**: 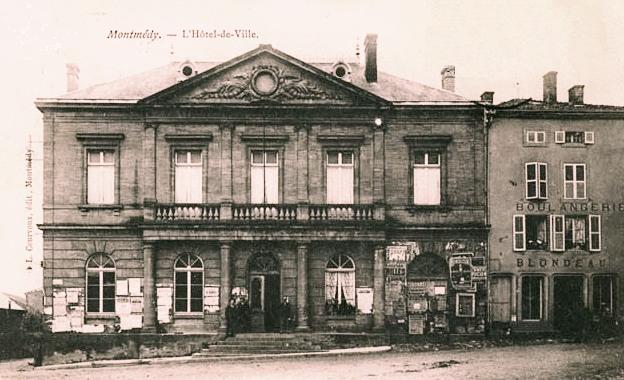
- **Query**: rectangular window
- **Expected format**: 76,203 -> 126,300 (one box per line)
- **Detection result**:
413,151 -> 441,205
251,150 -> 279,204
550,215 -> 565,251
174,150 -> 202,203
565,216 -> 587,250
526,131 -> 546,144
456,293 -> 475,317
87,150 -> 115,204
326,151 -> 354,204
593,276 -> 615,316
564,164 -> 586,199
565,131 -> 585,143
526,215 -> 549,250
521,276 -> 543,320
513,215 -> 526,251
526,162 -> 547,199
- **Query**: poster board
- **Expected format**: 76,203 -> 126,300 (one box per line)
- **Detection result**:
408,314 -> 425,335
204,285 -> 220,313
356,288 -> 373,314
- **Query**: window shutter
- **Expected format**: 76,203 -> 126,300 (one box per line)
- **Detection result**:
584,131 -> 595,145
513,215 -> 526,251
539,163 -> 548,199
550,215 -> 565,252
589,215 -> 601,251
525,163 -> 537,199
554,131 -> 565,144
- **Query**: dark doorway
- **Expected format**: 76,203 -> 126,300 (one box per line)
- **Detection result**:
553,276 -> 585,332
248,252 -> 281,332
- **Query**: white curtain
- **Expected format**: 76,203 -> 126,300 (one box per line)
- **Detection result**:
413,167 -> 440,205
340,271 -> 356,305
251,165 -> 278,203
327,166 -> 353,204
88,164 -> 114,204
325,272 -> 338,301
175,165 -> 202,203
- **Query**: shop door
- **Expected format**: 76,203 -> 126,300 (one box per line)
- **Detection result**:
553,276 -> 584,331
490,276 -> 512,322
249,274 -> 281,332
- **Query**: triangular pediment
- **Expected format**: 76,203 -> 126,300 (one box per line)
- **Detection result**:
141,46 -> 388,106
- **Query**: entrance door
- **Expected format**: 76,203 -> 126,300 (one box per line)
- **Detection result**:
490,276 -> 512,322
248,252 -> 281,332
553,276 -> 585,331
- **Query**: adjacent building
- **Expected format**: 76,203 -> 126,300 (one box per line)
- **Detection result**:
487,73 -> 624,333
36,35 -> 489,335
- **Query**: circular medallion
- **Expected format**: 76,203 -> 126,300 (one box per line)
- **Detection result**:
251,69 -> 278,96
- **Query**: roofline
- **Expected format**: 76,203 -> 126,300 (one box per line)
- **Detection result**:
139,44 -> 391,106
494,109 -> 624,119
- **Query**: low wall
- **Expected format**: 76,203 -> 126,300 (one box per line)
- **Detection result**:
41,333 -> 220,366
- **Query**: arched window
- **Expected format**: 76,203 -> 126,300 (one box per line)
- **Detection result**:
86,253 -> 115,313
325,254 -> 356,315
174,253 -> 204,313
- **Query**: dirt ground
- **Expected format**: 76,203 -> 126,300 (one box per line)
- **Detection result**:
2,341 -> 623,380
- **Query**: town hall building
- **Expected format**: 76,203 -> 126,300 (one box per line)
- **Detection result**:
36,35 -> 489,335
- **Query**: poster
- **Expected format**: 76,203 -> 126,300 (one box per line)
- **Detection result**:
356,288 -> 373,314
116,280 -> 129,296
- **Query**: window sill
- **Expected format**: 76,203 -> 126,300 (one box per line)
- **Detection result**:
79,204 -> 124,211
174,313 -> 204,319
406,205 -> 451,213
559,143 -> 588,148
85,313 -> 116,319
325,315 -> 356,320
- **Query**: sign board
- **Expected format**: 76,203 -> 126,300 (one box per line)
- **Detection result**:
472,266 -> 487,282
449,256 -> 473,289
386,245 -> 409,262
356,288 -> 373,314
116,280 -> 129,296
204,285 -> 220,313
408,314 -> 425,335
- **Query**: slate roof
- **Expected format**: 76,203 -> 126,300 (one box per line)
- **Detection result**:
53,58 -> 467,103
497,99 -> 624,112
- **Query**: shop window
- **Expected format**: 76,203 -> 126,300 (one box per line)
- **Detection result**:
521,276 -> 543,321
593,275 -> 615,317
86,253 -> 116,313
326,151 -> 354,204
564,164 -> 586,199
174,150 -> 202,203
525,162 -> 547,200
413,151 -> 441,205
87,150 -> 115,204
251,150 -> 279,204
174,253 -> 204,313
456,293 -> 475,317
325,254 -> 356,316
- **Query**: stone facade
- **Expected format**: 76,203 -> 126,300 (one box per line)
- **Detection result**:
37,42 -> 488,335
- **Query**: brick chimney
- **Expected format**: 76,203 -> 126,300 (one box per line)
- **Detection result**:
543,71 -> 557,104
364,34 -> 377,83
480,91 -> 494,104
568,85 -> 584,105
66,63 -> 80,93
441,66 -> 455,92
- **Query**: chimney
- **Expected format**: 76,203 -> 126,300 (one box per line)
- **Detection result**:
441,66 -> 455,92
543,71 -> 557,103
364,34 -> 377,83
568,85 -> 584,105
66,63 -> 80,93
480,91 -> 494,104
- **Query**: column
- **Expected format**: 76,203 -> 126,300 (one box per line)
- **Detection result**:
296,125 -> 310,221
142,242 -> 156,332
220,124 -> 233,203
373,245 -> 386,330
219,242 -> 232,331
372,123 -> 385,220
143,123 -> 157,220
296,242 -> 310,330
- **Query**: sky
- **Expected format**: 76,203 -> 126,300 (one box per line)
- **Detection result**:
0,0 -> 623,294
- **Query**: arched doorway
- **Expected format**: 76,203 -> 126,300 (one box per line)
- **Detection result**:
248,251 -> 281,332
406,253 -> 449,334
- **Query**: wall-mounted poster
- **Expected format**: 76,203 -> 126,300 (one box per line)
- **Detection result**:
408,314 -> 425,334
449,255 -> 473,289
356,288 -> 373,314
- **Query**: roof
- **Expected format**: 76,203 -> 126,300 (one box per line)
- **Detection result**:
497,99 -> 624,112
51,52 -> 467,104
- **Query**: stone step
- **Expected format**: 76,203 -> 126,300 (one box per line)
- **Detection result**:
195,348 -> 325,356
205,344 -> 321,352
213,341 -> 314,348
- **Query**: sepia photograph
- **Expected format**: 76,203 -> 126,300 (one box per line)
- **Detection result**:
0,0 -> 623,378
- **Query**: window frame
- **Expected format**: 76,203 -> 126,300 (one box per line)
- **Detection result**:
521,275 -> 544,321
455,293 -> 476,318
173,253 -> 204,315
325,149 -> 358,205
85,253 -> 116,315
166,135 -> 211,205
525,162 -> 548,200
404,135 -> 451,208
409,149 -> 446,207
86,150 -> 116,205
249,149 -> 282,204
592,274 -> 616,316
526,130 -> 546,145
76,133 -> 125,208
563,163 -> 587,200
325,254 -> 357,314
317,135 -> 365,205
173,150 -> 204,204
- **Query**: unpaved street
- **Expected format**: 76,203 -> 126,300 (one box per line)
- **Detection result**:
3,342 -> 624,380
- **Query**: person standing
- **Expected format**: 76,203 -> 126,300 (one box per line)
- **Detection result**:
225,298 -> 237,337
279,297 -> 292,333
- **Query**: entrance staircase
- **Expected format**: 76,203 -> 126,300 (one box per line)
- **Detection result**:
193,333 -> 326,357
